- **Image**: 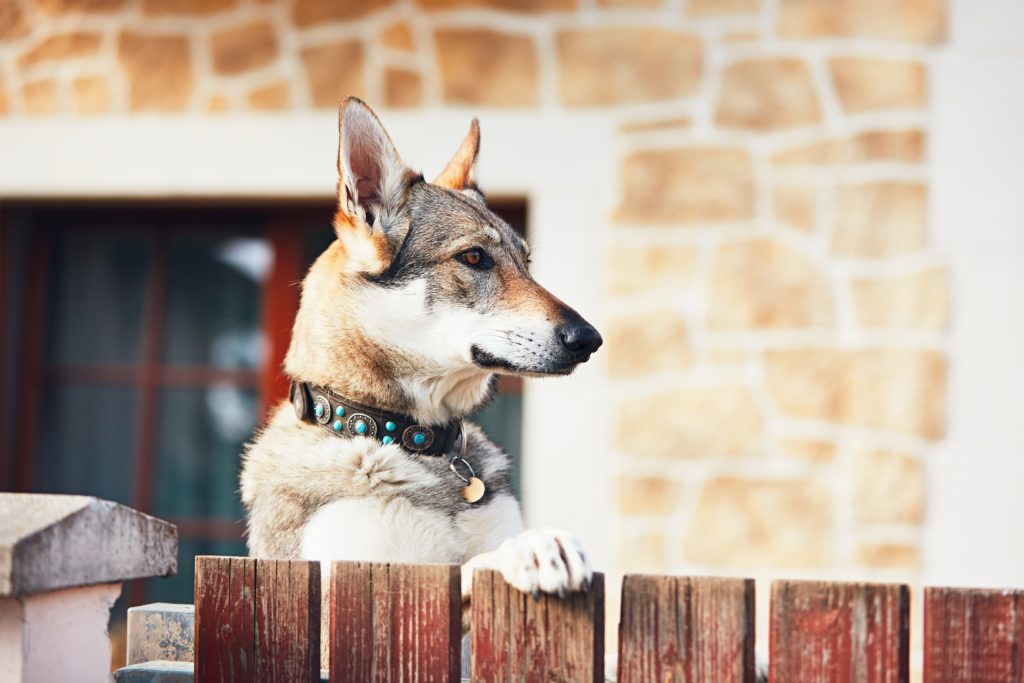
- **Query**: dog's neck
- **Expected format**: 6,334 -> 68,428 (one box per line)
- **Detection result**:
284,324 -> 494,425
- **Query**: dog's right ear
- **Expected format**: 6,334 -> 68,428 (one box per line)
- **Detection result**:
334,97 -> 411,273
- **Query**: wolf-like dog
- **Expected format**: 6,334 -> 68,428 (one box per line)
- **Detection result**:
240,98 -> 603,615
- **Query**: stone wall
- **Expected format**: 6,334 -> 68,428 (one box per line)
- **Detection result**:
0,0 -> 948,582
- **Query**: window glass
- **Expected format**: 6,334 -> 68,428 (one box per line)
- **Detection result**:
162,233 -> 269,369
33,384 -> 138,506
46,232 -> 148,365
153,386 -> 256,521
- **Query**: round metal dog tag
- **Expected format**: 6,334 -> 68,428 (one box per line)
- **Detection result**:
463,477 -> 486,503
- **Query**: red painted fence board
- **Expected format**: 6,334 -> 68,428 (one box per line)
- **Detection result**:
471,569 -> 604,683
770,580 -> 909,683
617,574 -> 755,683
194,556 -> 320,683
329,561 -> 461,683
924,586 -> 1024,682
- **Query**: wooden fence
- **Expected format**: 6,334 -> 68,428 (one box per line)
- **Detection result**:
192,555 -> 1024,682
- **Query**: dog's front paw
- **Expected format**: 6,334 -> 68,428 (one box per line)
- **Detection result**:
495,528 -> 591,599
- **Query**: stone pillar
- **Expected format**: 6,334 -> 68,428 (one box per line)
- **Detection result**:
0,494 -> 177,683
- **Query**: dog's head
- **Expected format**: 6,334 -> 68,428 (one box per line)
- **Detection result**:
287,98 -> 601,416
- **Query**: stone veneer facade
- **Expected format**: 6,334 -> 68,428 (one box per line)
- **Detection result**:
1,0 -> 947,583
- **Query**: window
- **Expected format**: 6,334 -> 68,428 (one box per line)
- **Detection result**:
0,199 -> 526,608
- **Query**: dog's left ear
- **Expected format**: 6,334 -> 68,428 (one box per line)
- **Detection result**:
434,118 -> 480,191
335,97 -> 413,273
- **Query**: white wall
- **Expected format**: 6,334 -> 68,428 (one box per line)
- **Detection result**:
926,0 -> 1024,587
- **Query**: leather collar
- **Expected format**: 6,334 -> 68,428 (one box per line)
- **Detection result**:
289,381 -> 461,456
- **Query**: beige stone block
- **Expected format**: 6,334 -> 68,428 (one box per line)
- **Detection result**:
607,245 -> 698,295
141,0 -> 233,14
620,116 -> 692,134
19,32 -> 102,68
852,267 -> 948,329
710,349 -> 746,365
301,41 -> 366,108
293,0 -> 394,26
384,68 -> 423,109
599,0 -> 660,5
211,22 -> 277,76
853,542 -> 920,569
723,30 -> 759,43
0,0 -> 30,40
708,238 -> 833,329
829,58 -> 926,114
772,130 -> 925,166
616,148 -> 755,225
853,449 -> 924,524
0,80 -> 7,115
778,0 -> 946,43
766,348 -> 946,439
617,477 -> 681,516
556,28 -> 702,106
774,184 -> 816,232
36,0 -> 125,15
417,0 -> 573,10
716,58 -> 821,130
617,385 -> 762,458
606,310 -> 693,378
685,478 -> 832,567
617,533 -> 666,574
118,32 -> 193,112
779,437 -> 835,463
22,80 -> 58,115
435,29 -> 538,107
833,182 -> 927,258
206,94 -> 229,113
247,82 -> 289,111
380,22 -> 414,51
73,76 -> 111,114
687,0 -> 757,15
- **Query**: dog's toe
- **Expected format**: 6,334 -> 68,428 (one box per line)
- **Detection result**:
496,528 -> 591,597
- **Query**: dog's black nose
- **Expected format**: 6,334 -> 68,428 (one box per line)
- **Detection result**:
560,323 -> 603,360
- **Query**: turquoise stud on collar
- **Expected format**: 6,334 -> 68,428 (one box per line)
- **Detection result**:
385,421 -> 396,432
412,432 -> 427,446
335,406 -> 345,418
354,420 -> 367,435
333,420 -> 343,432
314,403 -> 324,418
382,435 -> 394,445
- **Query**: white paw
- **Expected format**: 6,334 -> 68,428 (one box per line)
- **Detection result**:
495,528 -> 592,598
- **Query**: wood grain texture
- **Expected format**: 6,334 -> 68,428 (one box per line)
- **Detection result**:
254,559 -> 321,682
471,568 -> 605,683
195,556 -> 320,683
770,580 -> 909,683
329,561 -> 461,682
195,556 -> 256,683
617,574 -> 755,683
924,587 -> 1024,682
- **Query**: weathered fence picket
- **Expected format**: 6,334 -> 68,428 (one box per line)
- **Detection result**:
153,557 -> 1024,683
194,556 -> 321,683
924,586 -> 1024,682
770,580 -> 910,683
471,568 -> 605,683
329,561 -> 461,682
617,575 -> 755,683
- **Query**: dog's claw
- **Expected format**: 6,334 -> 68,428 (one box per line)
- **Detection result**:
557,586 -> 567,599
582,577 -> 591,592
531,588 -> 540,602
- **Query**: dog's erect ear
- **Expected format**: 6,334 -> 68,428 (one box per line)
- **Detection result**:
434,118 -> 480,191
335,97 -> 412,272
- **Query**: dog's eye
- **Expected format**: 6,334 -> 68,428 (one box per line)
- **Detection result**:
457,248 -> 492,270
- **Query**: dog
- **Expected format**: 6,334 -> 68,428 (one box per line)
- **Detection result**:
240,98 -> 603,624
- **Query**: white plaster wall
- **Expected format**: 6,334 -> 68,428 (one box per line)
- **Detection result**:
926,0 -> 1024,588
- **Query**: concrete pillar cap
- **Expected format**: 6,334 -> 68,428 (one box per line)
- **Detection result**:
0,493 -> 177,597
